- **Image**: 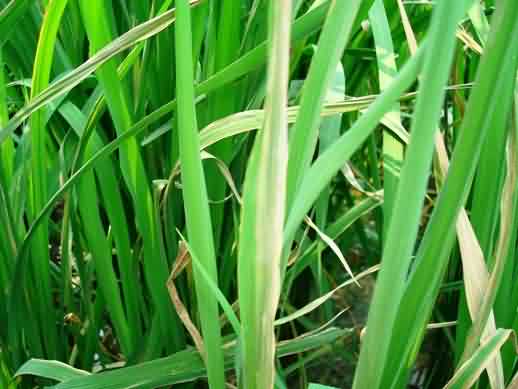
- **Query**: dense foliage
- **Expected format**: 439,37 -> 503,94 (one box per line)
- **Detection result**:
1,0 -> 517,388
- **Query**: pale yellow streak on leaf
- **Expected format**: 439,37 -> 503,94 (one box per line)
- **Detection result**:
304,215 -> 359,286
443,330 -> 512,389
436,133 -> 504,389
274,265 -> 379,326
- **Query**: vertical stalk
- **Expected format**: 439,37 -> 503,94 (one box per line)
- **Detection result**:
174,1 -> 225,388
238,1 -> 291,388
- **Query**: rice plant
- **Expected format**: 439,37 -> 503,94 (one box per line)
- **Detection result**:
1,0 -> 518,388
